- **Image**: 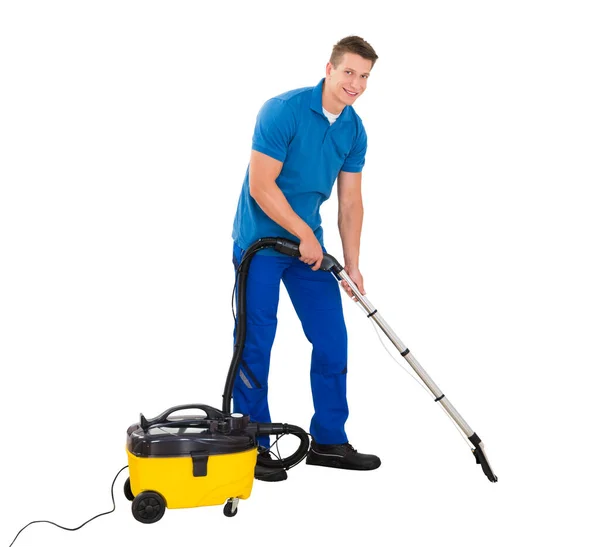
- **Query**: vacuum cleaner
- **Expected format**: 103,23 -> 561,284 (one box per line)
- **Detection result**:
124,403 -> 308,521
123,237 -> 497,523
9,236 -> 497,546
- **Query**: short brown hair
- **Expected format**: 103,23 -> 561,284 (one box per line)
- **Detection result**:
330,36 -> 378,68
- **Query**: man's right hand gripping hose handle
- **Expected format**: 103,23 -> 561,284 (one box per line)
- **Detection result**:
298,230 -> 324,271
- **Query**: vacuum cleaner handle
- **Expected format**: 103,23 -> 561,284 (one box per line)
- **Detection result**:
141,404 -> 225,429
273,238 -> 344,275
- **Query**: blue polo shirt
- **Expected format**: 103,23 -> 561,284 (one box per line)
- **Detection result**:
232,78 -> 367,252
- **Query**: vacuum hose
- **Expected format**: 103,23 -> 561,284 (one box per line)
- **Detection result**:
246,423 -> 310,469
222,237 -> 316,469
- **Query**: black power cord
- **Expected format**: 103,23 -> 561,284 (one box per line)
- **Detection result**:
9,465 -> 128,547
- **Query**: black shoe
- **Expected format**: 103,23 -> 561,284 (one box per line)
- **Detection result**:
306,442 -> 381,471
254,451 -> 288,482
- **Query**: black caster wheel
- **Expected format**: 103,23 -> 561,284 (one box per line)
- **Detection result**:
131,491 -> 166,524
223,500 -> 238,517
124,477 -> 134,501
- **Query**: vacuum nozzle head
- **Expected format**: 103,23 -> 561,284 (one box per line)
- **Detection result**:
469,433 -> 498,482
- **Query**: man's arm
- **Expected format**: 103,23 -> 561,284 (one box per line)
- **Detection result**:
337,170 -> 366,296
249,150 -> 324,270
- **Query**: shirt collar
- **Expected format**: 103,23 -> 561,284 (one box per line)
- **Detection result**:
311,78 -> 350,122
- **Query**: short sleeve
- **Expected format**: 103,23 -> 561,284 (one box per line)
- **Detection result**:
341,122 -> 367,173
251,98 -> 296,163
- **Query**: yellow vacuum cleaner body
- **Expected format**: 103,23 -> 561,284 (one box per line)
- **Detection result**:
125,404 -> 257,522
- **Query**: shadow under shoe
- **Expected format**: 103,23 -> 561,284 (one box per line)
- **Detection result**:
306,442 -> 381,470
254,450 -> 288,482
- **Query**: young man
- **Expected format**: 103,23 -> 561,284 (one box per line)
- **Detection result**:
231,36 -> 380,481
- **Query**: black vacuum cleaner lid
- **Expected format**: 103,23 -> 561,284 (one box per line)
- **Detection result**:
127,409 -> 255,458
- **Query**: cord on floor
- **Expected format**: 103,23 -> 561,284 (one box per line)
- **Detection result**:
9,465 -> 128,547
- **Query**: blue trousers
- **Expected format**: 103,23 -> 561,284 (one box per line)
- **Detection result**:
232,242 -> 349,448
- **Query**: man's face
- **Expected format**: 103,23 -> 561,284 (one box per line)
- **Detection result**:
326,52 -> 372,106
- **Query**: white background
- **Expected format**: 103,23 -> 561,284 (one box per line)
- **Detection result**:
1,1 -> 599,545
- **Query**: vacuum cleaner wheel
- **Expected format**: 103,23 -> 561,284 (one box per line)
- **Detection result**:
223,499 -> 238,518
131,491 -> 166,524
123,477 -> 134,502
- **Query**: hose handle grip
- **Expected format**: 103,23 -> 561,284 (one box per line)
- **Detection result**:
273,238 -> 301,257
273,238 -> 343,274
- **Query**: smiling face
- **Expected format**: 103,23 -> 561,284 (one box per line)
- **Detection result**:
322,52 -> 373,114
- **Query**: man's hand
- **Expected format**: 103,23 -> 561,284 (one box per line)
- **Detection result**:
299,232 -> 324,271
341,265 -> 365,300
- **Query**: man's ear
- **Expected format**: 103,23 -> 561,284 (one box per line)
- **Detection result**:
325,62 -> 333,78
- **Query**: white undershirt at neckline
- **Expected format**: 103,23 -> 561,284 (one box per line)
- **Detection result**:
322,107 -> 341,125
